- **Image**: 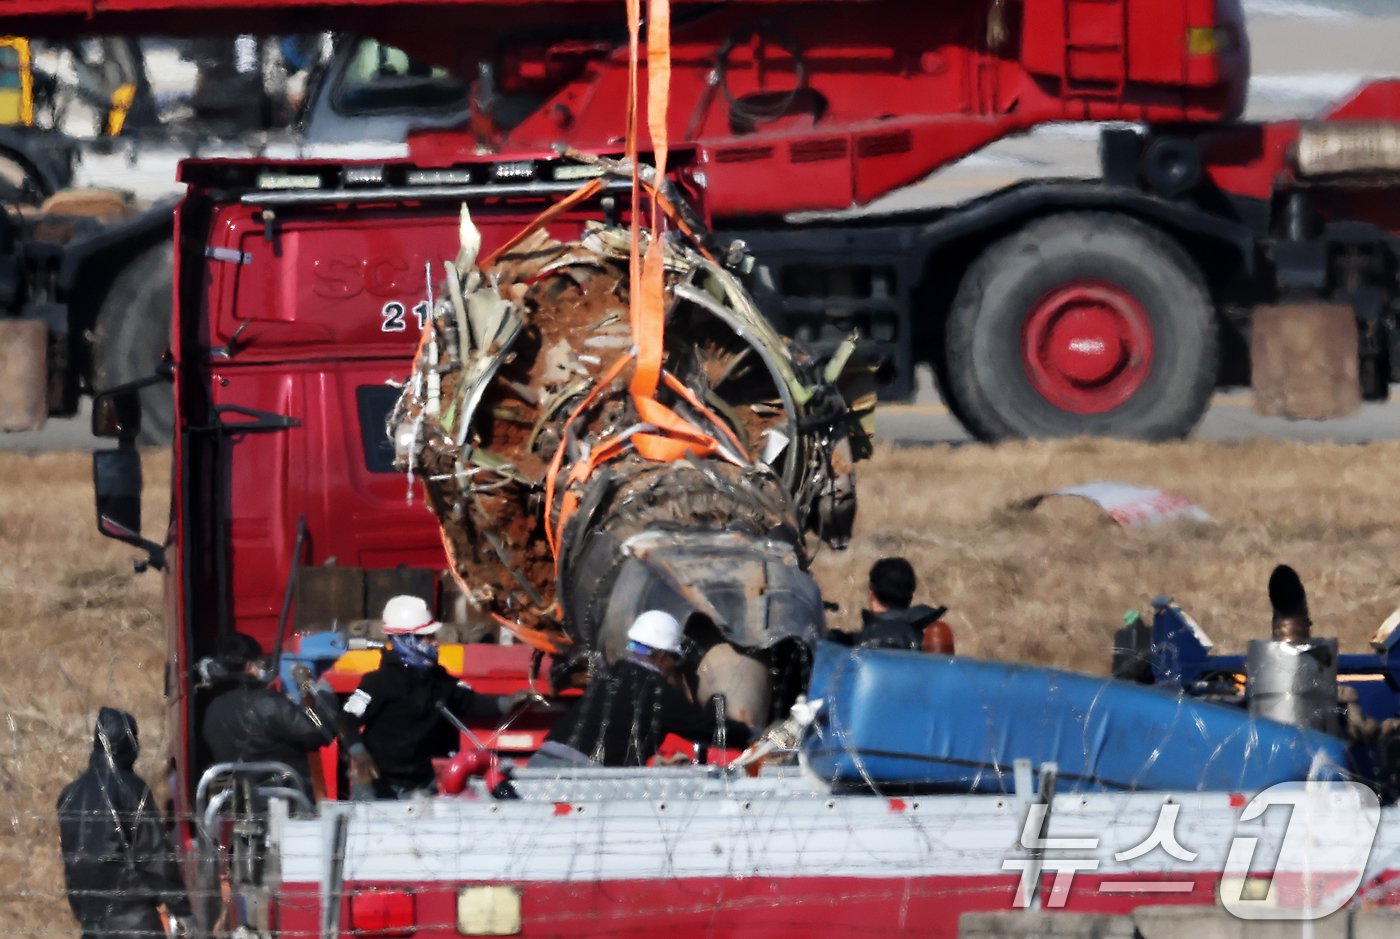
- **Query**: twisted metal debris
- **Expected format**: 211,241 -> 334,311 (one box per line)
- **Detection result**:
390,201 -> 873,724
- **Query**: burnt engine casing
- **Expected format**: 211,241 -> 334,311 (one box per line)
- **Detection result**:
391,208 -> 872,725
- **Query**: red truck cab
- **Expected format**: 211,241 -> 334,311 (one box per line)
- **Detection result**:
92,154 -> 623,826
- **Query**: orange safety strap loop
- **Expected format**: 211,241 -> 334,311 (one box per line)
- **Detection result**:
489,612 -> 571,655
552,416 -> 714,568
631,433 -> 716,462
567,437 -> 630,487
480,177 -> 605,271
554,488 -> 580,556
629,245 -> 666,403
633,393 -> 713,441
625,0 -> 640,170
542,442 -> 569,560
660,370 -> 750,460
541,444 -> 569,560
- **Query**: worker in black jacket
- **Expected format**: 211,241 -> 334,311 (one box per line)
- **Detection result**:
201,632 -> 338,796
341,595 -> 525,798
535,610 -> 755,768
828,557 -> 946,651
58,707 -> 193,939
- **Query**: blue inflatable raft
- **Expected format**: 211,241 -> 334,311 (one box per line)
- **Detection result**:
802,644 -> 1347,792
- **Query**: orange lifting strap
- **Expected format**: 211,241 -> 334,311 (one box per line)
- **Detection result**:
429,0 -> 725,644
538,0 -> 728,568
625,0 -> 717,463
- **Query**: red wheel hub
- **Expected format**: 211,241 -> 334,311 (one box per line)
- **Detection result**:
1021,281 -> 1154,415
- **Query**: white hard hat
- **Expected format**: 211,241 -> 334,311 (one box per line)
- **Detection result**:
381,595 -> 441,636
627,610 -> 683,655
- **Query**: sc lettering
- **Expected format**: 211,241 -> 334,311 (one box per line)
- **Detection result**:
312,255 -> 415,299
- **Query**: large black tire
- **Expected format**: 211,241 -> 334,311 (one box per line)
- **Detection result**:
944,213 -> 1217,442
93,242 -> 174,444
0,150 -> 51,205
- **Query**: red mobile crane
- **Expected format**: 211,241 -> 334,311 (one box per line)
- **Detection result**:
13,0 -> 1392,443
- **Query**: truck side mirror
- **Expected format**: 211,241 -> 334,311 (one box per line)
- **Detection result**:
93,448 -> 164,571
92,384 -> 144,439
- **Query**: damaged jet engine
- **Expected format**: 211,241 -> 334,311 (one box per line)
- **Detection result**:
390,201 -> 873,726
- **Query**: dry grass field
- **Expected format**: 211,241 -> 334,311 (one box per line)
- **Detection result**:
815,438 -> 1400,669
0,452 -> 169,935
4,439 -> 1400,932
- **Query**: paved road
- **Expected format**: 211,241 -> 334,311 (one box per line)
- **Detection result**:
869,367 -> 1400,446
876,392 -> 1400,447
11,381 -> 1398,455
0,400 -> 102,453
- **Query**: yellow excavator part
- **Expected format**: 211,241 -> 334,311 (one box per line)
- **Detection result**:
105,82 -> 135,136
0,38 -> 34,127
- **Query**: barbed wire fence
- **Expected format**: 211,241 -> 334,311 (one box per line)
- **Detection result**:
9,667 -> 1398,938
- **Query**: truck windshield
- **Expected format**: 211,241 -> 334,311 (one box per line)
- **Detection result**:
332,38 -> 468,114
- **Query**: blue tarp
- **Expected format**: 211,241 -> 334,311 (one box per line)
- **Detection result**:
802,643 -> 1348,793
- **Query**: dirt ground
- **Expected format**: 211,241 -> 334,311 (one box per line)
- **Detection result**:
5,439 -> 1400,932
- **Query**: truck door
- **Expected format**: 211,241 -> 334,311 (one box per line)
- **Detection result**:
191,200 -> 460,641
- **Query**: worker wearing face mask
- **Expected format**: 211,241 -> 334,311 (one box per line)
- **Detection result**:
200,631 -> 337,796
340,595 -> 528,799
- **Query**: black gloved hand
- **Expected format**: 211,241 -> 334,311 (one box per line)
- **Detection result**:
345,744 -> 378,789
498,690 -> 534,714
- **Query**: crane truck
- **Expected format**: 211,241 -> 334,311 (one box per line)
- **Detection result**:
6,0 -> 1400,443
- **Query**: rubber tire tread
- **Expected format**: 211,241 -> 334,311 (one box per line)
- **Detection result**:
92,242 -> 174,444
944,212 -> 1217,442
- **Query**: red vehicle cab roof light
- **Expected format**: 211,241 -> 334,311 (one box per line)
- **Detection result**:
255,171 -> 323,190
406,167 -> 475,185
491,160 -> 537,180
349,889 -> 416,937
